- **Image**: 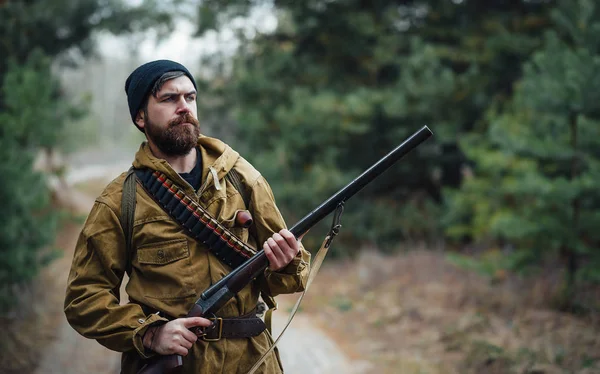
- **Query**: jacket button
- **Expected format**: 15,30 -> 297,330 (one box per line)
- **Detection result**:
157,250 -> 165,259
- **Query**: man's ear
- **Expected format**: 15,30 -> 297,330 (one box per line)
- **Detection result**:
135,110 -> 145,130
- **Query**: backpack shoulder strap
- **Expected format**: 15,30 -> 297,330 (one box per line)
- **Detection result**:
120,167 -> 137,275
225,167 -> 251,209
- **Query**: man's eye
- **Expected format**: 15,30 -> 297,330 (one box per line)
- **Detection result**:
186,95 -> 196,101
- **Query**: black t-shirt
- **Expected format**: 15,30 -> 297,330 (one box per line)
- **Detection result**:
179,147 -> 203,191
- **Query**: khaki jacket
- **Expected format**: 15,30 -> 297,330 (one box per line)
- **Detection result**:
64,136 -> 311,373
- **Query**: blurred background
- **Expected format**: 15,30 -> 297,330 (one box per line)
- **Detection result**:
0,0 -> 599,373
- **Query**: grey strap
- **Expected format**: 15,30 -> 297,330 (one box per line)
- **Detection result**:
120,167 -> 137,275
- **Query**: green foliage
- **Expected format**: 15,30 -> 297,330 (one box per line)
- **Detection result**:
0,0 -> 179,64
331,295 -> 353,313
447,250 -> 537,279
195,0 -> 600,303
2,50 -> 87,151
0,0 -> 183,121
0,0 -> 182,313
195,0 -> 554,254
0,53 -> 63,312
444,0 -> 600,286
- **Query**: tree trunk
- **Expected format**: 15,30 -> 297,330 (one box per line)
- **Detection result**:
563,111 -> 580,308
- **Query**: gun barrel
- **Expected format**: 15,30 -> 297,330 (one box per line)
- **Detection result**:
290,125 -> 433,236
201,125 -> 432,301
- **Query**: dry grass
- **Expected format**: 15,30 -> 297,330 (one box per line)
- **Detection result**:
279,248 -> 600,374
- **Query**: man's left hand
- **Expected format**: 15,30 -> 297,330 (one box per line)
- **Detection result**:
263,229 -> 299,271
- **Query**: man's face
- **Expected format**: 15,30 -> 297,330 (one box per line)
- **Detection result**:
137,75 -> 200,156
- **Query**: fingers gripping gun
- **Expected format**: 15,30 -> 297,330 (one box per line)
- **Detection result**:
138,126 -> 433,374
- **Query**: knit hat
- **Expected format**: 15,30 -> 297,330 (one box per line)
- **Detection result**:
124,60 -> 197,132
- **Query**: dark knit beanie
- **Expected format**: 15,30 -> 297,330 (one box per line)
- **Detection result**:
124,60 -> 197,132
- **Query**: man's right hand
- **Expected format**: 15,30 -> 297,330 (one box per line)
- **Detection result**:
143,317 -> 213,356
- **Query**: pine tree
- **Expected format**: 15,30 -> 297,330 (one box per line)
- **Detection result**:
193,0 -> 555,251
444,0 -> 600,304
0,52 -> 65,311
0,0 -> 182,312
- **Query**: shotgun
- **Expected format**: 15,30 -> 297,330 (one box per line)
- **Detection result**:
138,125 -> 433,374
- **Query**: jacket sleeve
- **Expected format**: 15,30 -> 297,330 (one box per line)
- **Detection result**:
64,200 -> 167,357
249,176 -> 311,297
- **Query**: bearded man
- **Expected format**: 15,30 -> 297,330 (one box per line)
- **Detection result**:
64,60 -> 310,373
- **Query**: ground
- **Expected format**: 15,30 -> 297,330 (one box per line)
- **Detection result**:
2,168 -> 599,374
280,248 -> 600,374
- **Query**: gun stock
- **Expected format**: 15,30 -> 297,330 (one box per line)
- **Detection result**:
138,125 -> 433,373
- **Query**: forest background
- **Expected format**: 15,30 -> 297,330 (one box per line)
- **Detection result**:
0,0 -> 599,373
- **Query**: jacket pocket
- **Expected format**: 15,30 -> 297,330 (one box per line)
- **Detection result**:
138,239 -> 189,265
135,238 -> 196,300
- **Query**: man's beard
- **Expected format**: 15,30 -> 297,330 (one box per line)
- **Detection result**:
144,113 -> 201,156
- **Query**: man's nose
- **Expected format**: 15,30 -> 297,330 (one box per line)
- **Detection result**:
175,97 -> 192,114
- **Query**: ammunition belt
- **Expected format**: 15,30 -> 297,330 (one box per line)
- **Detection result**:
134,169 -> 255,269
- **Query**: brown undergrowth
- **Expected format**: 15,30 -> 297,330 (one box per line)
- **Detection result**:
0,220 -> 84,374
278,248 -> 600,374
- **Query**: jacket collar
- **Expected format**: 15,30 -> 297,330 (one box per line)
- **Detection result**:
132,135 -> 240,196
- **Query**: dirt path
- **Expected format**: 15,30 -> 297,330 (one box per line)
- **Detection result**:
35,189 -> 122,374
273,307 -> 370,374
35,169 -> 358,374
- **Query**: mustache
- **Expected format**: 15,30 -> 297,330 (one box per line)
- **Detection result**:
169,113 -> 200,128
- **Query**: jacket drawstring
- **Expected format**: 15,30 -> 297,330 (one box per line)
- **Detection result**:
210,167 -> 222,191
